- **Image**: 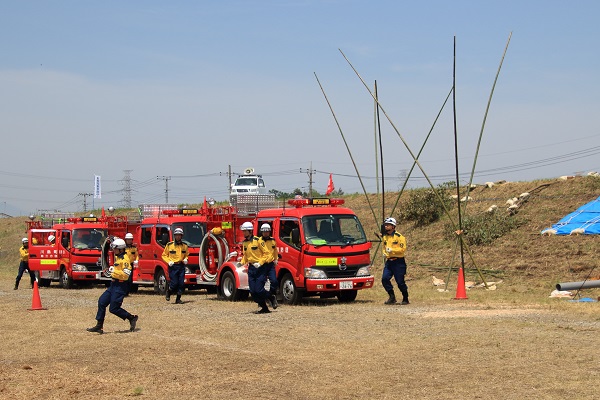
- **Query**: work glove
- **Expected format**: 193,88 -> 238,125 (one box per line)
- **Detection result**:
228,251 -> 238,258
183,258 -> 188,265
123,269 -> 131,276
108,266 -> 114,274
168,261 -> 174,267
380,224 -> 386,236
253,262 -> 261,268
133,260 -> 138,267
274,260 -> 278,266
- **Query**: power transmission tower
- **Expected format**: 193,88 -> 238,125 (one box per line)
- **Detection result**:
79,192 -> 93,212
157,176 -> 171,203
121,170 -> 132,208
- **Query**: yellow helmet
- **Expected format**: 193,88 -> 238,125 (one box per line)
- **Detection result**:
211,227 -> 223,236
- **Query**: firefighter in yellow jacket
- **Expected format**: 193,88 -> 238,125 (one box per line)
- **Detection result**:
259,223 -> 279,309
241,221 -> 271,314
162,227 -> 188,304
14,238 -> 36,290
381,217 -> 409,305
87,238 -> 138,334
124,232 -> 138,295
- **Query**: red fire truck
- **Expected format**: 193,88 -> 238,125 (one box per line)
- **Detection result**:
212,197 -> 375,304
115,203 -> 253,294
26,213 -> 128,288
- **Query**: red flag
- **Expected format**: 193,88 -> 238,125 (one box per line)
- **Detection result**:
326,174 -> 335,196
202,196 -> 208,210
101,207 -> 106,218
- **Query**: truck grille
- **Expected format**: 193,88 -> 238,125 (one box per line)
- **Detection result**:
320,265 -> 363,279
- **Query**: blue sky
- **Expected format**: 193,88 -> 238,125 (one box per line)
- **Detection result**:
1,1 -> 599,215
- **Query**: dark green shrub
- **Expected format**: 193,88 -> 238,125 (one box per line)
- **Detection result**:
444,212 -> 526,246
398,183 -> 455,227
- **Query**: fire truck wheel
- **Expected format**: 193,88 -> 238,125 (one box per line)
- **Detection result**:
59,267 -> 74,289
154,269 -> 168,295
220,270 -> 244,301
280,273 -> 302,304
337,290 -> 358,303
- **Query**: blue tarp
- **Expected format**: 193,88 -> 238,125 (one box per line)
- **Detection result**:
541,196 -> 600,235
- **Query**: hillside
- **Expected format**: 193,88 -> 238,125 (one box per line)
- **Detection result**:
343,175 -> 600,289
1,176 -> 599,291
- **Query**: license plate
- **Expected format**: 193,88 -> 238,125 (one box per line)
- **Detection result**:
340,281 -> 353,290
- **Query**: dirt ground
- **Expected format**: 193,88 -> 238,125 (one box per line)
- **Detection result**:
1,279 -> 599,400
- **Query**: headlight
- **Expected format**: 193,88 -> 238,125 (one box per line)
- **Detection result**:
304,268 -> 327,279
356,265 -> 372,276
72,264 -> 88,271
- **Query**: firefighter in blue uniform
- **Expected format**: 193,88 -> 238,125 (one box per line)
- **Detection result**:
259,223 -> 279,309
162,227 -> 188,304
241,222 -> 271,314
14,238 -> 36,290
87,238 -> 138,334
381,217 -> 410,305
124,232 -> 138,295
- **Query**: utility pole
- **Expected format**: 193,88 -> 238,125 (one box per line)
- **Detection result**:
157,176 -> 171,203
122,170 -> 132,208
79,192 -> 93,212
308,162 -> 314,196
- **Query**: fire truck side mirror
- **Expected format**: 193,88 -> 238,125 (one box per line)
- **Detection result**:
291,228 -> 300,246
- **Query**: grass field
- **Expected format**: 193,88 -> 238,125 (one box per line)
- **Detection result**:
1,176 -> 599,399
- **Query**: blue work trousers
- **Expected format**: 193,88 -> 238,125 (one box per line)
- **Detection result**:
264,261 -> 278,295
168,264 -> 185,295
16,261 -> 36,287
381,257 -> 408,293
248,265 -> 268,306
96,280 -> 132,321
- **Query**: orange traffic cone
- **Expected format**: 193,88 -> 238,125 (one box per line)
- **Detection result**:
28,281 -> 47,311
454,267 -> 468,300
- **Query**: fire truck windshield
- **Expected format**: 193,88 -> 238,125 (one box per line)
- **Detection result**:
72,228 -> 107,250
301,215 -> 367,246
171,222 -> 205,247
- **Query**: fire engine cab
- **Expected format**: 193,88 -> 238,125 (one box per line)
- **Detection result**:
26,213 -> 128,288
214,197 -> 374,304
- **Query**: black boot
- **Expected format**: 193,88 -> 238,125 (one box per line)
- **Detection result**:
175,295 -> 183,304
400,288 -> 410,305
256,302 -> 271,314
14,280 -> 19,290
384,290 -> 396,305
269,294 -> 278,309
165,288 -> 171,302
128,315 -> 138,332
86,320 -> 104,334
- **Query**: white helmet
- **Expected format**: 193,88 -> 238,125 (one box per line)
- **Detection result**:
173,228 -> 184,235
260,223 -> 272,232
240,222 -> 254,231
384,217 -> 397,226
110,238 -> 126,249
48,235 -> 56,242
22,238 -> 28,243
125,233 -> 134,240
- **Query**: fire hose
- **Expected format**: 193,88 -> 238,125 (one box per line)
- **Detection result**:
198,232 -> 230,282
99,236 -> 114,278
